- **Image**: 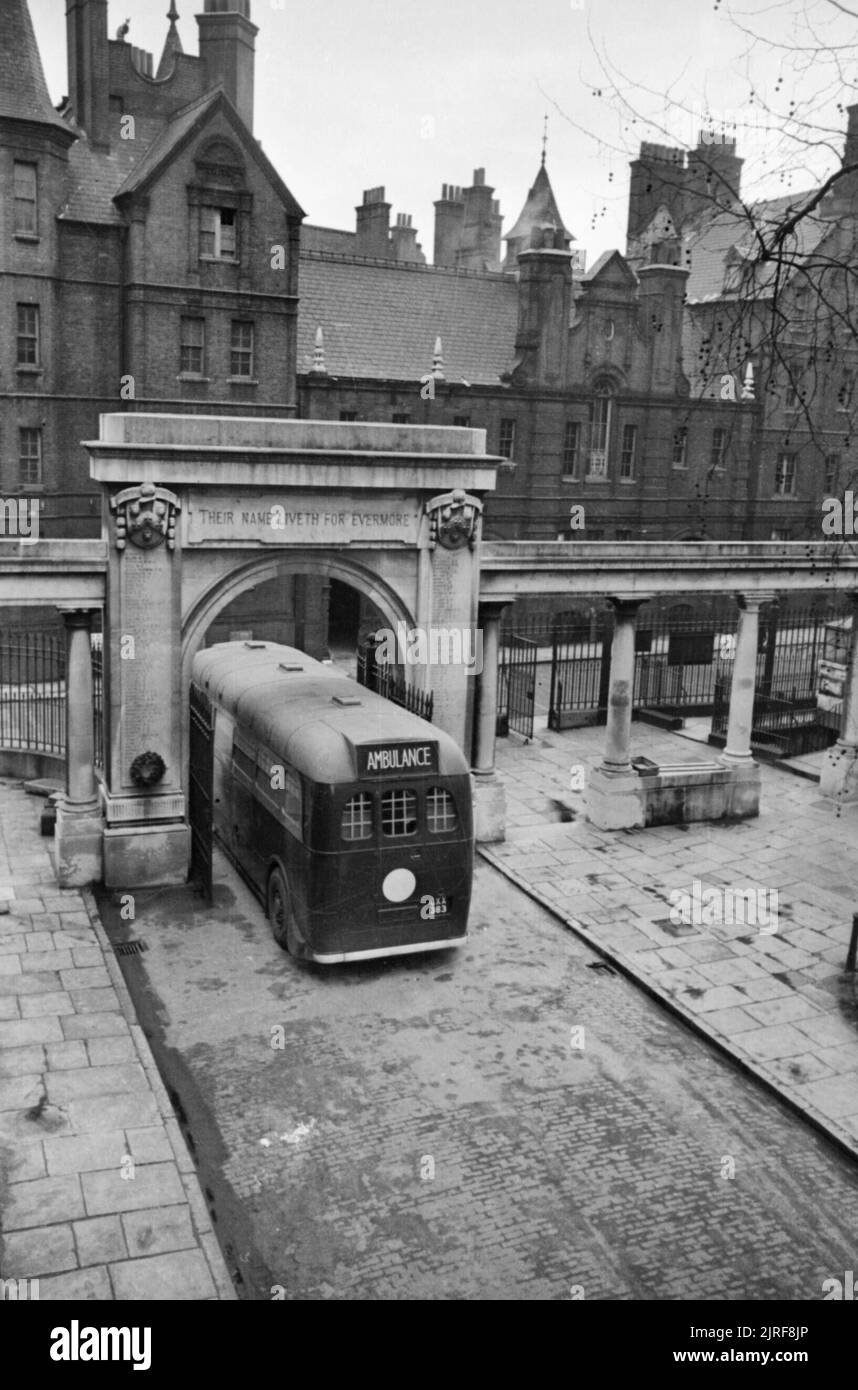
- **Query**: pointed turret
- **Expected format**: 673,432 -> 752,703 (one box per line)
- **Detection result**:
0,0 -> 74,136
156,1 -> 184,80
503,163 -> 573,268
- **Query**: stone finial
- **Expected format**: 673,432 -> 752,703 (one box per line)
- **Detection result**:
432,336 -> 445,380
310,325 -> 327,375
741,361 -> 755,400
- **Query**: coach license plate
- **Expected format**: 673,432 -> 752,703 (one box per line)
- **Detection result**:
424,894 -> 448,917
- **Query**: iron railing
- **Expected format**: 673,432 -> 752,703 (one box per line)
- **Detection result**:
0,632 -> 65,756
356,643 -> 434,722
0,630 -> 104,765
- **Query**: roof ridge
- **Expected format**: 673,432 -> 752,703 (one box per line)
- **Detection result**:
299,248 -> 514,280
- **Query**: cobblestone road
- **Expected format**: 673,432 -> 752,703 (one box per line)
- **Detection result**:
97,849 -> 858,1302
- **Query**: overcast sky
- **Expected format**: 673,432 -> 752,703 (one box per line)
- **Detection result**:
28,0 -> 857,261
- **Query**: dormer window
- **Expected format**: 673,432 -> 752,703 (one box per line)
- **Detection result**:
200,205 -> 237,260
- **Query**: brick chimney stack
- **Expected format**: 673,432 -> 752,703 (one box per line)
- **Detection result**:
390,213 -> 423,263
196,0 -> 258,130
65,0 -> 110,148
433,183 -> 465,267
355,187 -> 391,258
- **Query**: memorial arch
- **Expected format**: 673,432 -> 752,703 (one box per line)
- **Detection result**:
75,413 -> 505,889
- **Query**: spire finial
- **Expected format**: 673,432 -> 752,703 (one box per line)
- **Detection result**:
167,0 -> 179,23
541,114 -> 548,167
311,325 -> 327,375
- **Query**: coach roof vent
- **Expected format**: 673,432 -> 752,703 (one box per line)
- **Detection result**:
278,662 -> 305,672
332,694 -> 362,706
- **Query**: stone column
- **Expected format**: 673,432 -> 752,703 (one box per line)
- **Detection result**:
471,602 -> 508,843
600,597 -> 648,775
820,590 -> 858,802
586,596 -> 651,830
722,593 -> 774,762
54,607 -> 103,886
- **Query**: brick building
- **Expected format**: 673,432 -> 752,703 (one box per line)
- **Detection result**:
1,0 -> 302,541
3,0 -> 852,577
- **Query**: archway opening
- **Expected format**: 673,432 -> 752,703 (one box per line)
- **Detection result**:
200,571 -> 389,678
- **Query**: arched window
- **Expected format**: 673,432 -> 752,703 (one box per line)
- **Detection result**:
588,379 -> 613,476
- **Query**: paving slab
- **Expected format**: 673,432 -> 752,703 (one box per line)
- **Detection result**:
0,782 -> 236,1299
489,721 -> 858,1162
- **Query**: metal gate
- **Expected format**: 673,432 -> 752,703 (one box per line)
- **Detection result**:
548,618 -> 612,729
500,635 -> 538,741
188,684 -> 214,902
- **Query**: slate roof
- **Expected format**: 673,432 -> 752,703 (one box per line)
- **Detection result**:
302,224 -> 359,254
297,252 -> 519,384
60,118 -> 163,224
684,190 -> 830,301
0,0 -> 74,133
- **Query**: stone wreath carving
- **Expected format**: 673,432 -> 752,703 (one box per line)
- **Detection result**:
111,483 -> 180,551
129,751 -> 166,789
425,489 -> 483,551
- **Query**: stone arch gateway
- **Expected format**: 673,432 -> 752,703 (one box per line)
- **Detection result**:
85,413 -> 507,888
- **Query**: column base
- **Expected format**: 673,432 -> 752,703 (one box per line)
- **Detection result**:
54,799 -> 104,887
587,760 -> 761,830
819,741 -> 858,803
103,822 -> 190,889
471,769 -> 507,843
586,768 -> 646,830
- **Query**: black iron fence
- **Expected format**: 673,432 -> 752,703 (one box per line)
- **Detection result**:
356,643 -> 434,722
0,631 -> 65,756
499,600 -> 847,748
0,631 -> 104,766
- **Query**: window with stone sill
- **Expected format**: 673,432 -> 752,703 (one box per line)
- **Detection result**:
16,304 -> 40,369
774,452 -> 796,495
562,420 -> 581,477
200,205 -> 238,261
18,427 -> 42,486
230,320 -> 254,378
619,424 -> 637,480
672,427 -> 688,468
13,162 -> 37,236
180,316 -> 205,376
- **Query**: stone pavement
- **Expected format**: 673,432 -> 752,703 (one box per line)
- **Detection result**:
0,782 -> 235,1300
486,722 -> 858,1157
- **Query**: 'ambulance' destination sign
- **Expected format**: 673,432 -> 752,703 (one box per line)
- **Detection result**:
356,742 -> 438,777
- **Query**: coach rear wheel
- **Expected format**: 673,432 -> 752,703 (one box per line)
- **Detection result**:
267,867 -> 293,953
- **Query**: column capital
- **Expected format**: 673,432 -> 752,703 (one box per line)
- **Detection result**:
477,600 -> 511,622
606,594 -> 654,614
735,591 -> 777,612
56,607 -> 96,629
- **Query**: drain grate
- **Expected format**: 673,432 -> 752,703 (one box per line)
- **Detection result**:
114,939 -> 148,957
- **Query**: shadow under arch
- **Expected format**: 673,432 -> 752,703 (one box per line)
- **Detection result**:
181,549 -> 417,692
179,551 -> 417,792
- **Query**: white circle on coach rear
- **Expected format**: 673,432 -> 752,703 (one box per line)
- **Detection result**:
382,869 -> 416,903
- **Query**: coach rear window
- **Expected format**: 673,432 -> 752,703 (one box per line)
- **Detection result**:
381,789 -> 418,837
341,793 -> 373,841
426,787 -> 458,833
